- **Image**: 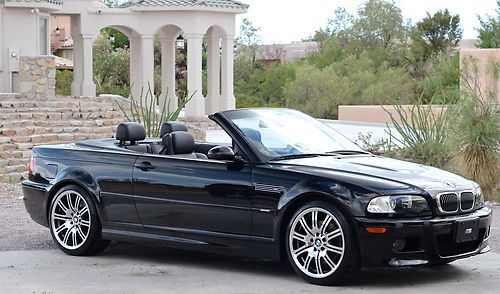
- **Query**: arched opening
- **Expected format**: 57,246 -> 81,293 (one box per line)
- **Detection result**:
92,25 -> 136,97
156,25 -> 185,112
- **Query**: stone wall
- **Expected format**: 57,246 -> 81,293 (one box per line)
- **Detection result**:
460,49 -> 500,103
19,56 -> 56,100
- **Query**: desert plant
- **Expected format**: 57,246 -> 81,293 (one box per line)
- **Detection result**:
116,84 -> 192,137
451,61 -> 500,200
384,99 -> 454,168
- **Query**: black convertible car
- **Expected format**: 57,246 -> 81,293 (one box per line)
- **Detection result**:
22,108 -> 492,285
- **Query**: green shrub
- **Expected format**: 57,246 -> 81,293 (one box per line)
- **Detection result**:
416,53 -> 460,104
55,69 -> 73,96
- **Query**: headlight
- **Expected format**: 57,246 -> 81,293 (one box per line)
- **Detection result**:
367,195 -> 430,216
474,184 -> 484,208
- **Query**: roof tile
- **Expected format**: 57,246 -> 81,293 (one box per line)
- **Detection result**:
121,0 -> 248,9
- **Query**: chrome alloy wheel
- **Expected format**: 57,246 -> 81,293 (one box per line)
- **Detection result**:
50,190 -> 91,250
289,207 -> 345,279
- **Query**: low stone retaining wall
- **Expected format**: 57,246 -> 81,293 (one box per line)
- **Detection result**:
338,105 -> 448,124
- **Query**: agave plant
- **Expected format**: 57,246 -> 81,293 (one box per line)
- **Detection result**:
383,99 -> 455,168
116,84 -> 193,137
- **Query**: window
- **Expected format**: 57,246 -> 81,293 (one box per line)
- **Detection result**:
39,17 -> 48,55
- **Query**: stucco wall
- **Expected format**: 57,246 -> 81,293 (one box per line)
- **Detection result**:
460,49 -> 500,103
0,7 -> 51,93
338,105 -> 448,124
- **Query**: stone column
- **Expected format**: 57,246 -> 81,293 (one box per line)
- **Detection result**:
70,16 -> 82,96
81,34 -> 96,97
220,35 -> 235,111
206,35 -> 221,114
159,37 -> 178,111
185,34 -> 205,117
129,36 -> 142,100
71,34 -> 83,96
140,34 -> 155,105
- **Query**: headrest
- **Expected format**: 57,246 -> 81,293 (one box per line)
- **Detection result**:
241,128 -> 262,142
160,121 -> 188,138
116,122 -> 146,142
170,131 -> 195,154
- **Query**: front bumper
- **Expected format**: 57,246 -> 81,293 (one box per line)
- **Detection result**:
354,207 -> 492,267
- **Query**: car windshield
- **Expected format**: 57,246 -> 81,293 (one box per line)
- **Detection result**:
223,108 -> 363,161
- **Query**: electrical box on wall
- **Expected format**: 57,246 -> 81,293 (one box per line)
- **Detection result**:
8,47 -> 20,72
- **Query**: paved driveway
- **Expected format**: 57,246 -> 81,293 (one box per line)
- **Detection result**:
1,185 -> 499,293
0,244 -> 499,294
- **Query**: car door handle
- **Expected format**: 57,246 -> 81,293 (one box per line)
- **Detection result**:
135,161 -> 156,171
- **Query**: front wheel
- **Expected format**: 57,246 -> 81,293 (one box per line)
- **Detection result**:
286,201 -> 357,285
49,185 -> 110,256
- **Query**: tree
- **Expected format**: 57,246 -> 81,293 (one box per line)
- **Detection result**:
102,28 -> 130,49
350,0 -> 410,66
411,9 -> 462,61
476,1 -> 500,48
235,18 -> 262,81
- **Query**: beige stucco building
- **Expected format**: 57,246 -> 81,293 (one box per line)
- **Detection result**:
0,0 -> 248,117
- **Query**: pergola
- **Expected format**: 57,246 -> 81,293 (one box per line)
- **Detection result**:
59,0 -> 248,117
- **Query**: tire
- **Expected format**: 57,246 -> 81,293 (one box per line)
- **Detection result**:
49,185 -> 110,256
285,201 -> 357,285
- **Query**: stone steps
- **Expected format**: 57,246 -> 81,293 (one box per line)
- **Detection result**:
0,95 -> 127,183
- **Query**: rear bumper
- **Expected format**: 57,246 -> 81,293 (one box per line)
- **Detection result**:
355,207 -> 492,267
22,180 -> 51,227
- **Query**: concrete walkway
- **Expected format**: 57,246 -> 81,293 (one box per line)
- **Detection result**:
1,244 -> 499,293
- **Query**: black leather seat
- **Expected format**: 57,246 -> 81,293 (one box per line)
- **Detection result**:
160,121 -> 188,138
116,122 -> 150,153
164,131 -> 208,159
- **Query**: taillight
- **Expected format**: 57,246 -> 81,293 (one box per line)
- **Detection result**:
28,155 -> 34,175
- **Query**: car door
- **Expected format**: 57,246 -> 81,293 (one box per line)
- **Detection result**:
132,154 -> 253,237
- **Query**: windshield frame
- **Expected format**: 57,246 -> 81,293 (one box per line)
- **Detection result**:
219,108 -> 364,163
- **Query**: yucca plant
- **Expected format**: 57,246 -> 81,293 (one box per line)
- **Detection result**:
384,99 -> 455,168
452,60 -> 500,200
116,84 -> 193,137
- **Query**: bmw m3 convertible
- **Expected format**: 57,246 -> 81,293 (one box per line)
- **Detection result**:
22,108 -> 492,285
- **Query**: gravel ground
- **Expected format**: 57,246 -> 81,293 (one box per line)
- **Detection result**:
0,183 -> 498,253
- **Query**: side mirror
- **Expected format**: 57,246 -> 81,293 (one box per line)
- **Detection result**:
208,146 -> 237,161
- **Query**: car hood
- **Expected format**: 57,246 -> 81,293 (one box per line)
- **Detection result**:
274,155 -> 474,194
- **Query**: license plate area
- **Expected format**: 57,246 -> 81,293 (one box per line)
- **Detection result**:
455,218 -> 480,243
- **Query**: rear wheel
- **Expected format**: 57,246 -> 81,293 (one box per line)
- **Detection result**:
49,185 -> 110,256
286,201 -> 356,285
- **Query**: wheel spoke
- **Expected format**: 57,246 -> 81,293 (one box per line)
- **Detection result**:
57,200 -> 69,213
72,230 -> 78,246
323,252 -> 338,271
315,252 -> 323,275
292,231 -> 308,243
79,206 -> 89,215
294,244 -> 312,256
311,211 -> 319,230
303,254 -> 313,271
80,219 -> 90,228
77,227 -> 86,240
53,213 -> 70,221
55,223 -> 67,234
62,229 -> 71,244
75,196 -> 81,211
66,193 -> 76,212
326,228 -> 341,241
326,244 -> 343,255
320,215 -> 332,234
299,218 -> 314,236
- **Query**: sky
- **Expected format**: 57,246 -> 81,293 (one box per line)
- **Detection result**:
236,0 -> 499,44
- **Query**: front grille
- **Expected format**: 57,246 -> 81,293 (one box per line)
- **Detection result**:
460,192 -> 474,211
439,193 -> 458,212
